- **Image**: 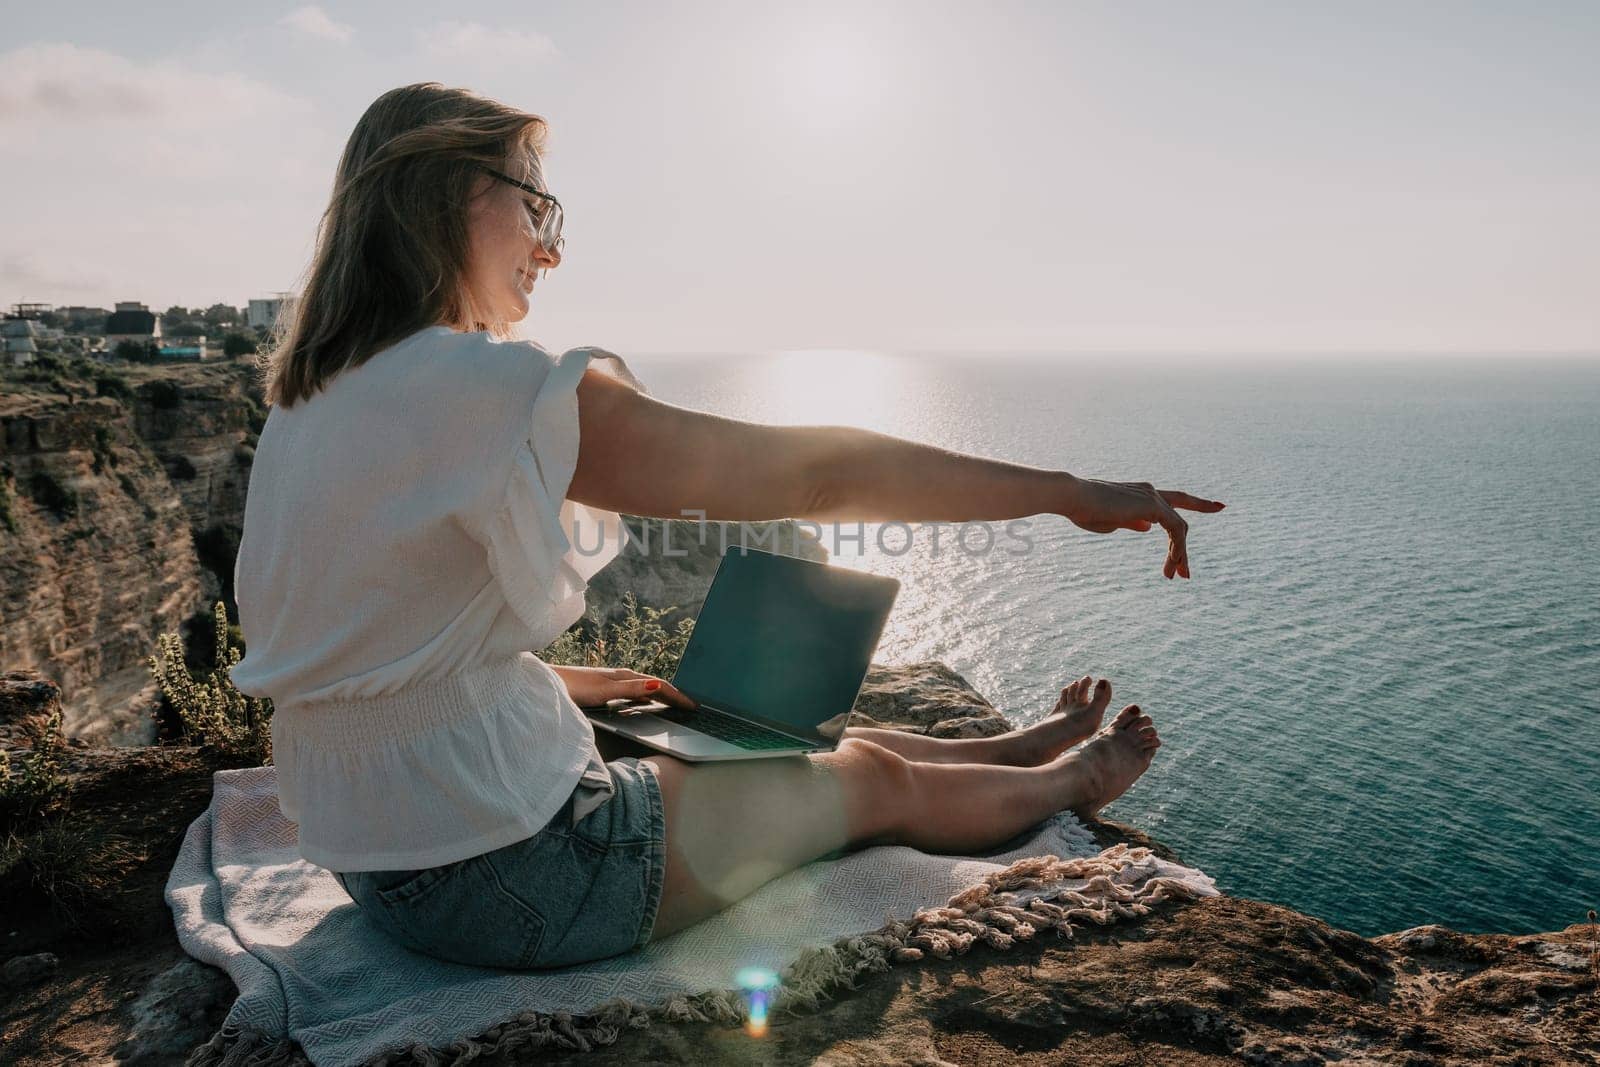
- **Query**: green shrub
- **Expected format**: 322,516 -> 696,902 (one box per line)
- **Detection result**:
142,379 -> 183,409
94,374 -> 134,401
149,600 -> 272,767
541,592 -> 694,678
0,706 -> 68,826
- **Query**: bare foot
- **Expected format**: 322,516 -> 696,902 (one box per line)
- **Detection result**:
1014,675 -> 1113,765
1053,704 -> 1161,818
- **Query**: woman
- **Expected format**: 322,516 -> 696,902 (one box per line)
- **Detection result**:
229,83 -> 1224,972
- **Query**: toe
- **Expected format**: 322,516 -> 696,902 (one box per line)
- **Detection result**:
1110,704 -> 1140,728
1122,713 -> 1153,733
1090,678 -> 1112,712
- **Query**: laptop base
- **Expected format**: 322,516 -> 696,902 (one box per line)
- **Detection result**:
586,707 -> 829,762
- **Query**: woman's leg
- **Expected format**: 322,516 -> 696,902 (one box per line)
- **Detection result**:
843,675 -> 1116,767
643,701 -> 1160,940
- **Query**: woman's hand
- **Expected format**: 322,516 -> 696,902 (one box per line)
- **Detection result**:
549,664 -> 698,712
1062,478 -> 1226,580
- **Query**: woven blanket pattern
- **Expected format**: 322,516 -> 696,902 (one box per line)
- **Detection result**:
167,765 -> 1217,1065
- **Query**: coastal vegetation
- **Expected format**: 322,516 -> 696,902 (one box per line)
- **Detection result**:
0,707 -> 67,825
149,601 -> 273,767
541,590 -> 696,678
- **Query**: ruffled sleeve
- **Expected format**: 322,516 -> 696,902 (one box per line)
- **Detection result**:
472,346 -> 647,648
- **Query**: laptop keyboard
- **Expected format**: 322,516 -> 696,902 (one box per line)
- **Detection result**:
654,707 -> 805,750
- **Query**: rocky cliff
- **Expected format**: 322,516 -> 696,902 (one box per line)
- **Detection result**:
1,361 -> 262,743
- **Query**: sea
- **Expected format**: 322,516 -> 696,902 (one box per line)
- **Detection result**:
622,350 -> 1600,938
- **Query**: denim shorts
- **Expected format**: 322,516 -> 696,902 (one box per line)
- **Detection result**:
333,756 -> 667,970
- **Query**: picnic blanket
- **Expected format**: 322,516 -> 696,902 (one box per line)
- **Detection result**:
167,766 -> 1219,1065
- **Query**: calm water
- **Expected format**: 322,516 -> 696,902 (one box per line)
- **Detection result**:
623,351 -> 1600,937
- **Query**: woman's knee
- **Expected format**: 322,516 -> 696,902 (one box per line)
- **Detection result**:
834,737 -> 917,844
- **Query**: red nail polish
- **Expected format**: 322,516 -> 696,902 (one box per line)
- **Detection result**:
645,680 -> 661,691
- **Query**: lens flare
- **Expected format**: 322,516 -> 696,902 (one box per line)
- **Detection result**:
735,966 -> 781,1037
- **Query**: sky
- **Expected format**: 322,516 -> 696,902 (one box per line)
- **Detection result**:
2,1 -> 1597,356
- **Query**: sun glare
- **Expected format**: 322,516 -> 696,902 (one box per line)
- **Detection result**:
761,348 -> 904,429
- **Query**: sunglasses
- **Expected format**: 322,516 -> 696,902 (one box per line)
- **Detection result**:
474,164 -> 565,258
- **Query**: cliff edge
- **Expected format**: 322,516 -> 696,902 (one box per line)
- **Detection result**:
2,669 -> 1595,1065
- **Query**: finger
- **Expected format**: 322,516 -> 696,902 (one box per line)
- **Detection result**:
654,680 -> 699,710
1156,498 -> 1188,580
1159,490 -> 1226,513
616,677 -> 670,703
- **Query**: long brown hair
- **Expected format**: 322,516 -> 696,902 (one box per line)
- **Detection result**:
256,82 -> 549,408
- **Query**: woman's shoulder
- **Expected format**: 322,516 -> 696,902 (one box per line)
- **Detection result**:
392,328 -> 563,408
412,326 -> 553,371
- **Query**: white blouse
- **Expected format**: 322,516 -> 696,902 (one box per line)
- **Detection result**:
229,325 -> 645,872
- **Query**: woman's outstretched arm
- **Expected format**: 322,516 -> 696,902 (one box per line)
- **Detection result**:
566,364 -> 1224,578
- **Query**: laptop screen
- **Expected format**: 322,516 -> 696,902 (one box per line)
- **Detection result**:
670,548 -> 900,744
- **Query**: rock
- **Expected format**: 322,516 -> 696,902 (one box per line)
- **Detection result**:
112,958 -> 236,1065
1529,939 -> 1599,972
502,900 -> 1599,1066
849,661 -> 1011,736
2,952 -> 60,987
1,362 -> 259,744
0,671 -> 61,748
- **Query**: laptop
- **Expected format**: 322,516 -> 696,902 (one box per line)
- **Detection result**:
580,547 -> 900,761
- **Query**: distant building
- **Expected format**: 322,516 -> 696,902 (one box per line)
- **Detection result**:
104,301 -> 162,352
247,294 -> 298,330
59,305 -> 111,336
2,318 -> 39,365
8,303 -> 50,320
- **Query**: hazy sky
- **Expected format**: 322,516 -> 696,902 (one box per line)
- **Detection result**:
3,1 -> 1596,355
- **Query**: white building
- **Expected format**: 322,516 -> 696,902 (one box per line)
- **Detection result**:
247,294 -> 298,330
2,318 -> 39,366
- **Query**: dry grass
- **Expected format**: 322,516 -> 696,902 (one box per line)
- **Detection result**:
0,818 -> 140,926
